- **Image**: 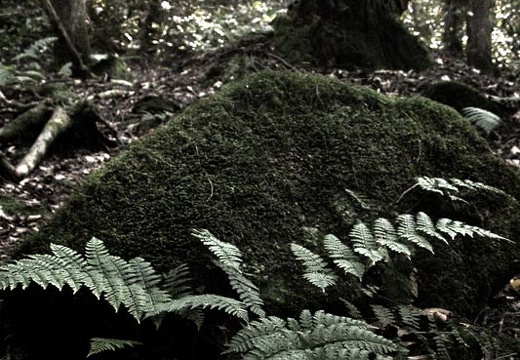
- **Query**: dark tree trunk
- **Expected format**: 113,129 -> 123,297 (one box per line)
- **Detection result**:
43,0 -> 91,75
282,0 -> 430,70
442,0 -> 466,55
466,0 -> 494,74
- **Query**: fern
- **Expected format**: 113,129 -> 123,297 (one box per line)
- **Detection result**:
291,243 -> 338,291
396,214 -> 434,253
373,218 -> 413,257
193,228 -> 266,317
0,238 -> 172,322
323,234 -> 365,280
87,337 -> 142,357
415,176 -> 515,202
462,107 -> 502,135
350,223 -> 385,264
13,36 -> 58,62
147,293 -> 249,321
226,310 -> 398,359
192,228 -> 243,269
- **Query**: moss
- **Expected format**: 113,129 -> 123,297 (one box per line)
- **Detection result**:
15,70 -> 520,318
421,81 -> 502,115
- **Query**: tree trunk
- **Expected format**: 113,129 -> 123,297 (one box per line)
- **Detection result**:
281,0 -> 430,70
442,0 -> 466,55
43,0 -> 91,75
466,0 -> 494,74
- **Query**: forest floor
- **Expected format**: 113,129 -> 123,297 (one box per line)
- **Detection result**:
1,43 -> 520,341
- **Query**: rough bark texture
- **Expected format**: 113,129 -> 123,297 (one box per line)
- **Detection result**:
466,0 -> 494,74
44,0 -> 90,74
442,0 -> 467,55
275,0 -> 430,70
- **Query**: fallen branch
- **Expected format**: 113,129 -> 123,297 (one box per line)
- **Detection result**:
16,106 -> 71,178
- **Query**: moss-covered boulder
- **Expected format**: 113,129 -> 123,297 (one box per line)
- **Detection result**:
421,81 -> 502,115
16,71 -> 520,318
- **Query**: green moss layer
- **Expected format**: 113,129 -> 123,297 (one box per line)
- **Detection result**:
18,71 -> 520,316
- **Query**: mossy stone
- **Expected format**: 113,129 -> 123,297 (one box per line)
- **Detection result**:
421,81 -> 502,115
16,70 -> 520,317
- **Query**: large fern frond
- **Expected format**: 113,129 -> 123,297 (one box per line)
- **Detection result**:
416,176 -> 514,202
0,237 -> 173,322
226,310 -> 398,359
462,107 -> 502,135
87,337 -> 142,357
191,228 -> 243,269
291,243 -> 338,291
435,218 -> 511,242
147,293 -> 249,321
193,229 -> 265,317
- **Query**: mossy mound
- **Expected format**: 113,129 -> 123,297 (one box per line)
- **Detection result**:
16,71 -> 520,318
421,81 -> 502,115
271,15 -> 432,70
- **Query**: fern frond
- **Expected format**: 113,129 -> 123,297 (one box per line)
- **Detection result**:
87,337 -> 142,357
162,263 -> 192,298
148,294 -> 249,321
221,264 -> 266,318
86,238 -> 142,315
226,310 -> 397,359
350,223 -> 385,264
13,36 -> 57,62
0,238 -> 176,322
371,305 -> 396,327
435,218 -> 510,242
323,234 -> 365,280
373,218 -> 412,257
344,188 -> 374,210
462,107 -> 502,134
192,228 -> 243,269
339,298 -> 363,319
415,212 -> 449,245
397,305 -> 423,331
397,214 -> 433,253
450,178 -> 515,200
291,243 -> 338,291
194,230 -> 265,317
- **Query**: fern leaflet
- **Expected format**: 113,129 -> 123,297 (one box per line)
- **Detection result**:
192,228 -> 243,269
193,229 -> 266,317
350,223 -> 385,264
87,337 -> 142,357
397,214 -> 433,253
323,234 -> 365,280
462,107 -> 502,135
291,243 -> 338,291
373,218 -> 412,257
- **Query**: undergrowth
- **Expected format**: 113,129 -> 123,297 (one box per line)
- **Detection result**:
0,176 -> 515,359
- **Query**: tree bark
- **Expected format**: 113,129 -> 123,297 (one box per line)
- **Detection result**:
284,0 -> 430,70
42,0 -> 91,76
466,0 -> 494,74
442,0 -> 466,55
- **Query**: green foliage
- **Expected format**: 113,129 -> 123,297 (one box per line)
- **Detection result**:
87,338 -> 142,357
292,209 -> 507,292
225,309 -> 399,360
0,237 -> 172,321
192,228 -> 266,318
462,107 -> 502,135
414,176 -> 514,203
12,36 -> 57,62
